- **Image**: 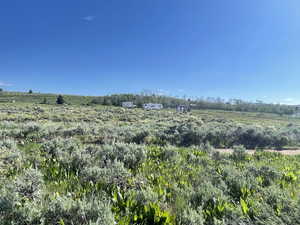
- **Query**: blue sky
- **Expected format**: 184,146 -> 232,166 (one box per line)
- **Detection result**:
1,0 -> 300,104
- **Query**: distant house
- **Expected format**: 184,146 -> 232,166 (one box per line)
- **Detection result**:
176,105 -> 191,113
122,102 -> 136,108
292,106 -> 300,117
292,112 -> 300,118
143,103 -> 163,110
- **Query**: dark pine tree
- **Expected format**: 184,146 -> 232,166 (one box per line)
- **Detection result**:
56,95 -> 65,105
41,97 -> 48,104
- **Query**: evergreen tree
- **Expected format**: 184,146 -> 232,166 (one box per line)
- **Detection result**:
56,95 -> 65,105
41,98 -> 48,104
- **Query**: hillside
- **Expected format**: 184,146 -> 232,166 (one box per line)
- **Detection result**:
0,91 -> 94,105
1,91 -> 299,116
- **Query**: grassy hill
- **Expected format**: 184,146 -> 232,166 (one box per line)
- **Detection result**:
0,91 -> 94,105
1,91 -> 300,127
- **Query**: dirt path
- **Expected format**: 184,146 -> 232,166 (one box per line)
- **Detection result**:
216,149 -> 300,155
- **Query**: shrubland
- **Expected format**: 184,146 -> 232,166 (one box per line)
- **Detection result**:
0,92 -> 298,115
0,103 -> 300,224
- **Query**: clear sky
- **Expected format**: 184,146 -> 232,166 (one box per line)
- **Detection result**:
1,0 -> 300,104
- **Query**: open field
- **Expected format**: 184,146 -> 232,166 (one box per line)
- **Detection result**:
1,101 -> 300,225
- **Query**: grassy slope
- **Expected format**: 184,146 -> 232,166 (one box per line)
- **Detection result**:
0,91 -> 94,105
191,109 -> 300,127
1,91 -> 300,127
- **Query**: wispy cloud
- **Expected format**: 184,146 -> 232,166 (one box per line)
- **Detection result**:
156,89 -> 170,96
82,16 -> 95,22
283,98 -> 294,103
279,98 -> 299,105
0,81 -> 12,87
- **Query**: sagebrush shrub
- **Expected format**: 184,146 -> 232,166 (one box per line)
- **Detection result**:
177,208 -> 204,225
12,168 -> 44,200
42,196 -> 115,225
0,140 -> 23,177
81,160 -> 131,189
0,139 -> 17,149
231,145 -> 247,161
0,185 -> 42,225
96,143 -> 147,170
42,138 -> 81,160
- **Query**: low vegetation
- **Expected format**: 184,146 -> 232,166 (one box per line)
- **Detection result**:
0,101 -> 300,224
0,91 -> 299,115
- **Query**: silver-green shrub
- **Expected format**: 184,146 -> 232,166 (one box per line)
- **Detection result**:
177,207 -> 204,225
41,196 -> 115,225
96,143 -> 147,170
81,160 -> 131,189
12,168 -> 44,200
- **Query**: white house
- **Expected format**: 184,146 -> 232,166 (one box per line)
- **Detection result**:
122,102 -> 136,108
176,105 -> 191,113
143,103 -> 163,110
292,112 -> 300,118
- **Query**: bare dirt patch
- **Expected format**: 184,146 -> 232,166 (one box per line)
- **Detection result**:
216,149 -> 300,155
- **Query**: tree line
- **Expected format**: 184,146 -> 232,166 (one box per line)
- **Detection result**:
1,89 -> 297,115
90,94 -> 298,115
